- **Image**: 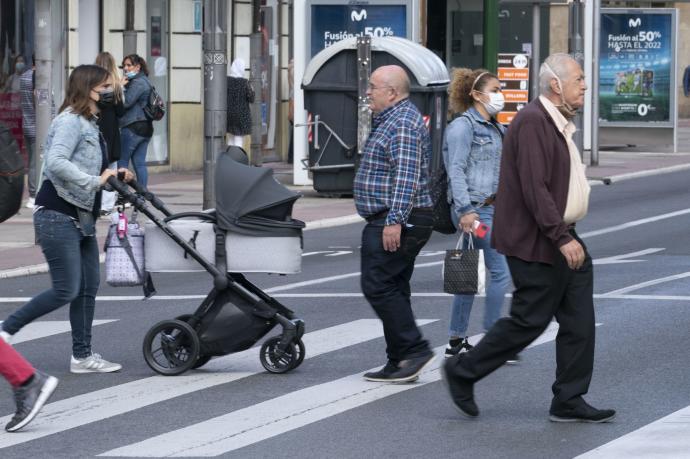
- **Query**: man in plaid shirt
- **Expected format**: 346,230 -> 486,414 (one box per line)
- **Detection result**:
354,65 -> 435,383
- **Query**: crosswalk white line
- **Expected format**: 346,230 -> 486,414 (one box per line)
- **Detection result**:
100,322 -> 584,457
575,405 -> 690,459
7,320 -> 117,344
0,318 -> 435,449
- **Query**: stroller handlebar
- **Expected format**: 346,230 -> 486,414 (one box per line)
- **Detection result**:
106,176 -> 173,217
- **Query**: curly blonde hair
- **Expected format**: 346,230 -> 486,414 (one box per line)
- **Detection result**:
448,68 -> 498,114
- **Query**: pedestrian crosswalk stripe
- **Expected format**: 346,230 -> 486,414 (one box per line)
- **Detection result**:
0,319 -> 435,449
99,322 -> 576,458
9,320 -> 117,344
575,405 -> 690,458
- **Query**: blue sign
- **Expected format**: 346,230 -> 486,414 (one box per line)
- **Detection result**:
193,0 -> 202,33
311,5 -> 407,57
599,11 -> 673,124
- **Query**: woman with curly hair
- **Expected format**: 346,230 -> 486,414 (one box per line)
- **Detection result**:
442,68 -> 514,361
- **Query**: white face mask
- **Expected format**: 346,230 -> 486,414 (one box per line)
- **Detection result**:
479,91 -> 505,116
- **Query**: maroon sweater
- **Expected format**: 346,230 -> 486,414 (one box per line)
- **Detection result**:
491,98 -> 574,265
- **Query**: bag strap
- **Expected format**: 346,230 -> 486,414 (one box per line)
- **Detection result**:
118,234 -> 144,283
456,232 -> 474,250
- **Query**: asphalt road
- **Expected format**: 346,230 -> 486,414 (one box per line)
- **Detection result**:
0,170 -> 689,458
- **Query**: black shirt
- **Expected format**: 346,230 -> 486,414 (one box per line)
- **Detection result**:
98,99 -> 125,163
35,135 -> 109,218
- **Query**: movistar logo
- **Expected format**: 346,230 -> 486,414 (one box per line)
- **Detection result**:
351,9 -> 367,22
629,18 -> 641,27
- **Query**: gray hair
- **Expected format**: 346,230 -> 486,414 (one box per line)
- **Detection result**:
539,53 -> 576,95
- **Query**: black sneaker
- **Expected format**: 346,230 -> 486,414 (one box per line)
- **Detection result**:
444,337 -> 473,358
506,354 -> 521,365
388,352 -> 435,383
549,401 -> 616,423
363,361 -> 400,382
5,371 -> 59,432
441,358 -> 479,418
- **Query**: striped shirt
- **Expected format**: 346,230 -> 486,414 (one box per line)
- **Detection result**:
19,69 -> 35,139
353,98 -> 432,226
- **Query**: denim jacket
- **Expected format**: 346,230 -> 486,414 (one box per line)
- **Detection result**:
41,109 -> 102,210
442,106 -> 505,216
120,72 -> 152,128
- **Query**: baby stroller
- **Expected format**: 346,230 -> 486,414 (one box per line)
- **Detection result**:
107,148 -> 306,376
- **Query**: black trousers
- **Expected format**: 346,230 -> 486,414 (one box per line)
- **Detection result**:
360,211 -> 433,362
446,231 -> 595,410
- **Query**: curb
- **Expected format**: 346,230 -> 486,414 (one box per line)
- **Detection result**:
588,162 -> 690,186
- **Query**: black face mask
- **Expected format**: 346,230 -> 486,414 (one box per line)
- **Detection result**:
97,89 -> 115,107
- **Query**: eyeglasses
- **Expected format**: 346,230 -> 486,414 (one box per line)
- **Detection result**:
367,83 -> 393,92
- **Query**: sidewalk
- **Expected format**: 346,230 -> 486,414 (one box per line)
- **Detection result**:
1,150 -> 689,279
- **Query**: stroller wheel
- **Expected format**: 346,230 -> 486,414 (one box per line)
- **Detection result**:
143,319 -> 200,376
260,336 -> 298,374
291,339 -> 306,370
175,314 -> 211,369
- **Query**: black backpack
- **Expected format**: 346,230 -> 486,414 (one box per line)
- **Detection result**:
143,85 -> 165,121
429,163 -> 456,234
0,122 -> 25,223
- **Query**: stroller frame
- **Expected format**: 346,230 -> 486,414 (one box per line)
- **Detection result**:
108,177 -> 306,376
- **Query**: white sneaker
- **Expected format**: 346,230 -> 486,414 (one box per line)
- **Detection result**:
25,198 -> 35,209
0,331 -> 12,345
70,353 -> 122,373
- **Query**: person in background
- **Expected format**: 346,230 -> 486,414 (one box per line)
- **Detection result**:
226,58 -> 253,148
1,65 -> 133,374
95,51 -> 125,215
3,54 -> 25,93
119,54 -> 153,189
19,55 -> 37,209
441,68 -> 513,360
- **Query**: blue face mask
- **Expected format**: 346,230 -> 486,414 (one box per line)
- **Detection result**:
15,62 -> 25,73
125,71 -> 137,79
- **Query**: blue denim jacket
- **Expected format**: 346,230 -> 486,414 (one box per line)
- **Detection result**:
120,72 -> 152,128
442,107 -> 505,216
41,109 -> 103,210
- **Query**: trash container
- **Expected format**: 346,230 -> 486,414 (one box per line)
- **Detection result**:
302,37 -> 450,195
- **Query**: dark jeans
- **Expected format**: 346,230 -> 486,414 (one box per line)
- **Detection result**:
446,231 -> 595,410
360,211 -> 433,363
2,209 -> 100,358
119,127 -> 151,189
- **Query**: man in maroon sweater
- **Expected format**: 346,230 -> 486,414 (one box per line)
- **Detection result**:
442,53 -> 615,423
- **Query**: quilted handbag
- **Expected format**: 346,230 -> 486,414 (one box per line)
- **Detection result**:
104,217 -> 145,287
443,233 -> 479,294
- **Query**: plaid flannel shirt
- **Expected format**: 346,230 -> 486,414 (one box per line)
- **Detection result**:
353,98 -> 432,226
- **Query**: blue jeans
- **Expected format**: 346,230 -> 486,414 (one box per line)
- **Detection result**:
448,206 -> 511,337
119,127 -> 151,189
2,209 -> 100,358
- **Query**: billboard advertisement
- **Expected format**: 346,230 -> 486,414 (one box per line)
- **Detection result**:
599,10 -> 675,125
310,4 -> 407,57
496,53 -> 530,125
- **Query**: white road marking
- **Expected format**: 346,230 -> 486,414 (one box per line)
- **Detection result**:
575,405 -> 690,459
593,248 -> 664,265
10,320 -> 118,344
100,322 -> 587,457
578,208 -> 690,238
0,319 -> 435,449
602,271 -> 690,296
6,292 -> 690,303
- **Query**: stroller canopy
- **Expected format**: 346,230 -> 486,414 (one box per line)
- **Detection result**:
215,147 -> 304,237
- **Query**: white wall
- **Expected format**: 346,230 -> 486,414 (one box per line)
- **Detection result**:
78,0 -> 100,65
